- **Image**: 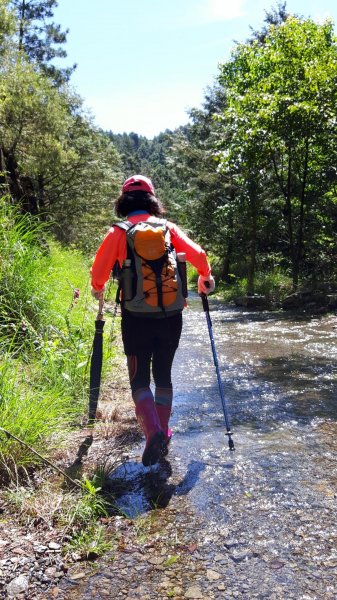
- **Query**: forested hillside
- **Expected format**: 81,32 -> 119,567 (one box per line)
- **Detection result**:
107,130 -> 187,223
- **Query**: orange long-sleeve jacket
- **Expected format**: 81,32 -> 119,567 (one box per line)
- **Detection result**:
91,213 -> 211,292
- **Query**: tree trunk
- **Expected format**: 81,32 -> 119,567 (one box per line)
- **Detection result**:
3,151 -> 24,204
0,147 -> 8,195
1,149 -> 39,214
247,180 -> 258,295
18,0 -> 27,51
271,145 -> 297,290
294,137 -> 309,287
37,173 -> 47,218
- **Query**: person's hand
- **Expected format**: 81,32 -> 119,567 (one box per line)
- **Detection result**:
91,287 -> 105,301
198,274 -> 215,295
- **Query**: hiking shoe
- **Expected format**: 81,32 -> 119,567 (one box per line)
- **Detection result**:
161,427 -> 173,457
142,430 -> 166,467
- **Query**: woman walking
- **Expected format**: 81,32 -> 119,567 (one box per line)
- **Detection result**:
91,175 -> 214,466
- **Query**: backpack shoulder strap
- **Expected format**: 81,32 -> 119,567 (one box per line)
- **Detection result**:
113,220 -> 133,232
150,217 -> 167,227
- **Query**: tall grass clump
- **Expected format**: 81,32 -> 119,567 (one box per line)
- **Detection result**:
0,197 -> 51,350
0,197 -> 117,475
0,359 -> 77,468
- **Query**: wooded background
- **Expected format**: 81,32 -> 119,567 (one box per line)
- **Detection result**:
1,0 -> 337,294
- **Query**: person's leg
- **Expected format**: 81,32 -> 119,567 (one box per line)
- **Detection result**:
122,312 -> 165,466
152,313 -> 183,447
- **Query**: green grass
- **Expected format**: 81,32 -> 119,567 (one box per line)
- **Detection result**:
215,270 -> 293,304
0,197 -> 117,475
65,523 -> 113,560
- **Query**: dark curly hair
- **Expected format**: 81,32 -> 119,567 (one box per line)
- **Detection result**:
114,191 -> 165,218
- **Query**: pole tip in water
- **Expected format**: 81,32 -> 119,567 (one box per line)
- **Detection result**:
225,431 -> 235,451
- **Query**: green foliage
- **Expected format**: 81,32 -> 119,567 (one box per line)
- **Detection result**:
217,16 -> 337,288
219,270 -> 292,303
0,55 -> 71,151
67,477 -> 108,527
0,198 -> 116,472
0,197 -> 50,347
65,523 -> 113,560
0,0 -> 16,53
47,120 -> 122,253
169,10 -> 337,292
62,477 -> 113,560
0,4 -> 121,249
0,359 -> 77,466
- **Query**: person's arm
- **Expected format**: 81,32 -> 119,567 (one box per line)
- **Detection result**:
168,222 -> 215,293
168,222 -> 210,275
90,227 -> 123,294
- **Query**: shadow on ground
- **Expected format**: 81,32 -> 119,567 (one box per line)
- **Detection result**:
105,458 -> 206,516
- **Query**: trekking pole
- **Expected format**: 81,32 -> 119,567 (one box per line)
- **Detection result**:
201,292 -> 235,451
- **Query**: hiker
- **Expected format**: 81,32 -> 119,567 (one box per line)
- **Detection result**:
90,175 -> 215,467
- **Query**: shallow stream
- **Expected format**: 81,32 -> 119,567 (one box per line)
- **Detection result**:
60,297 -> 337,599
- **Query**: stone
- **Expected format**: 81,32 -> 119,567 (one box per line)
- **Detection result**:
35,546 -> 47,554
206,569 -> 221,581
184,586 -> 203,599
147,556 -> 165,565
230,551 -> 249,563
234,295 -> 269,309
48,541 -> 61,551
270,560 -> 285,570
213,553 -> 224,562
69,571 -> 86,580
7,574 -> 29,597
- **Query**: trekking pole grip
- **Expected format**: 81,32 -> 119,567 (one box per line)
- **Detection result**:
98,296 -> 104,319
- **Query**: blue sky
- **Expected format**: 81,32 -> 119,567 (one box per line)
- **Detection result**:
54,0 -> 337,138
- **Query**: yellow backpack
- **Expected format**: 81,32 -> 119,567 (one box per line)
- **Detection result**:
115,218 -> 186,314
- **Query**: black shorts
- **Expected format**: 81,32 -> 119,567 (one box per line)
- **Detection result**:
121,310 -> 183,391
121,310 -> 182,355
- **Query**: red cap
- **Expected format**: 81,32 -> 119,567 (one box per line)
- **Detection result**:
122,175 -> 155,195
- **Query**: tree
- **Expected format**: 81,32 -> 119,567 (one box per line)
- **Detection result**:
10,0 -> 75,84
248,1 -> 289,44
217,16 -> 337,289
43,117 -> 122,252
169,85 -> 239,281
0,54 -> 74,209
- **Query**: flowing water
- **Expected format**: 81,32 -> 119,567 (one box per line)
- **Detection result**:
60,297 -> 337,599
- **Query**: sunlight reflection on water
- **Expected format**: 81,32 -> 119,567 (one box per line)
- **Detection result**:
108,298 -> 337,597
